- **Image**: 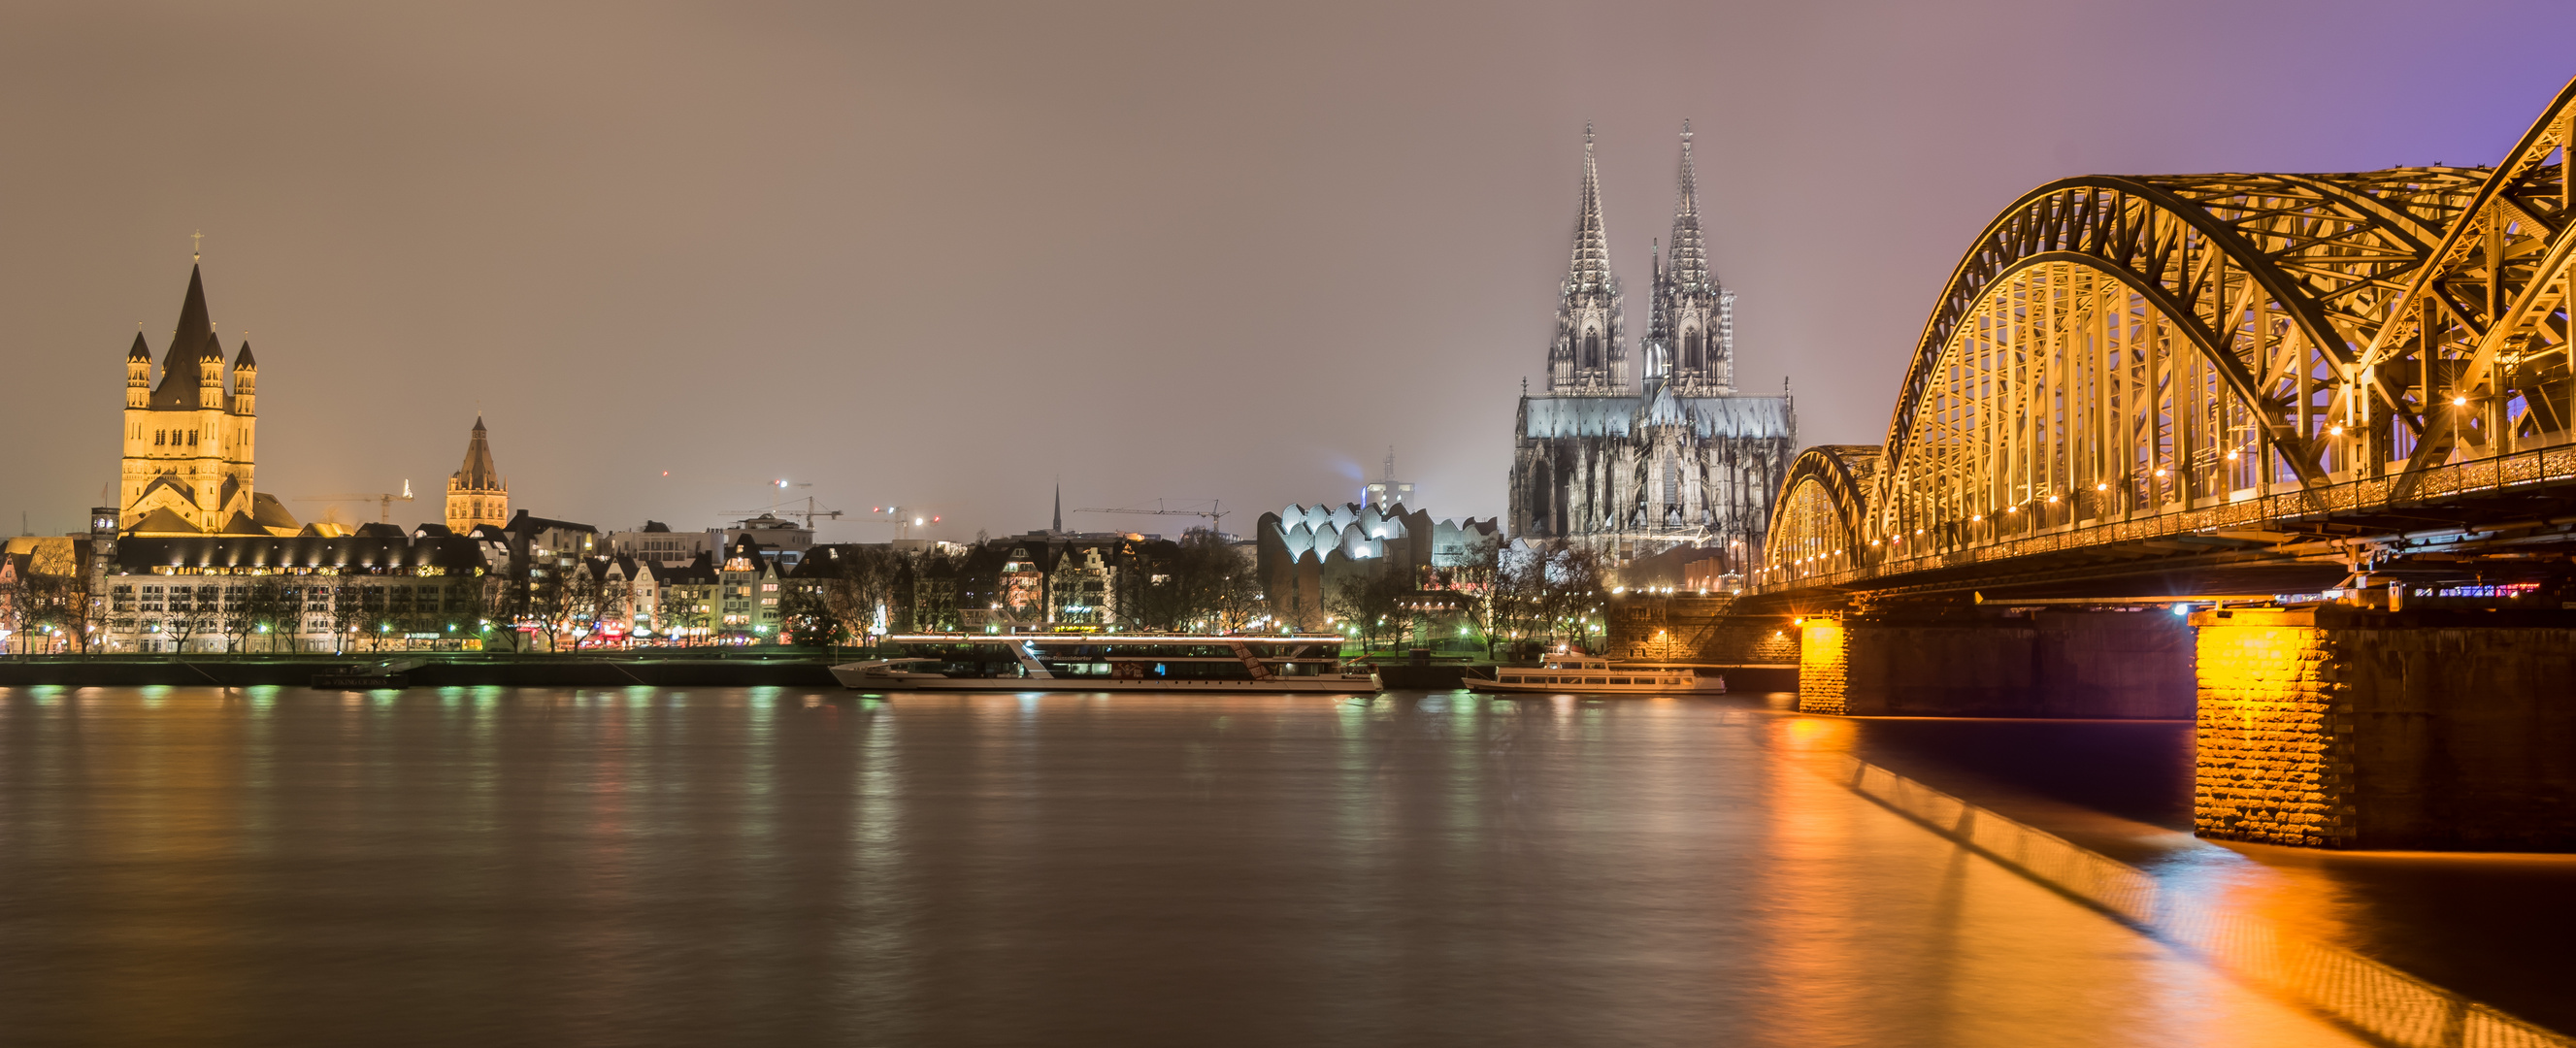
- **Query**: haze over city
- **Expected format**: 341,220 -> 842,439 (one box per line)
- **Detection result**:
3,1 -> 2570,540
19,4 -> 2576,1047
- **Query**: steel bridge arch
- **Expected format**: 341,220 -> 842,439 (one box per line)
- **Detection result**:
1885,172 -> 2485,481
1767,445 -> 1880,578
2352,77 -> 2576,490
1759,74 -> 2576,592
1767,168 -> 2486,580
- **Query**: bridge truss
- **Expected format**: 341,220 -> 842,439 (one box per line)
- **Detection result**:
1766,76 -> 2576,593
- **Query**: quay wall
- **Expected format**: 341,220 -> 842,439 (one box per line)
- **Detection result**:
0,655 -> 840,689
1604,596 -> 1800,685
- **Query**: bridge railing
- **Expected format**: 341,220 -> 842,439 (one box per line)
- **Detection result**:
1762,443 -> 2576,592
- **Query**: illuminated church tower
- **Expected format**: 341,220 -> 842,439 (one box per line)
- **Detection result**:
1547,123 -> 1628,394
446,416 -> 510,533
117,262 -> 297,536
1644,121 -> 1734,395
1511,121 -> 1794,565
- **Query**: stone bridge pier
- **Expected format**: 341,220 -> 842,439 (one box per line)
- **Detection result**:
1797,606 -> 2576,850
2192,607 -> 2576,851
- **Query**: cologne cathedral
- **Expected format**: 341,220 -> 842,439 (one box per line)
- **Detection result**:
1508,122 -> 1795,566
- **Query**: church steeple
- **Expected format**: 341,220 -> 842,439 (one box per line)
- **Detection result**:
149,264 -> 217,409
1652,120 -> 1734,394
1567,123 -> 1613,298
1547,123 -> 1627,395
1666,120 -> 1711,294
446,415 -> 510,533
120,258 -> 264,535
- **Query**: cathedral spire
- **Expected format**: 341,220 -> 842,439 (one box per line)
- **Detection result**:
1565,122 -> 1613,296
1666,119 -> 1712,293
1547,123 -> 1626,394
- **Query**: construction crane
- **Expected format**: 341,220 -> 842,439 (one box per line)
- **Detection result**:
295,480 -> 414,525
852,506 -> 941,540
1075,499 -> 1228,534
722,496 -> 846,529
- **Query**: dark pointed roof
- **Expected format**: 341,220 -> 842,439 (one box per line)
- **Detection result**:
149,264 -> 221,409
126,332 -> 149,362
127,507 -> 202,536
451,415 -> 503,491
233,340 -> 256,369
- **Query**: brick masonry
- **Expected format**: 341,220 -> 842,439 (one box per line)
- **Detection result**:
1798,621 -> 1849,715
2194,607 -> 2576,851
2192,612 -> 2349,846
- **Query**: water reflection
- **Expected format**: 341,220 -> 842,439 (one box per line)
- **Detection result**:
0,687 -> 2363,1045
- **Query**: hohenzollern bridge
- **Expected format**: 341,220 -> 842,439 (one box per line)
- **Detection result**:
1737,75 -> 2576,855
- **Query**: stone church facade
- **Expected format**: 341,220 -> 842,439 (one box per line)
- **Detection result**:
1509,123 -> 1795,568
117,263 -> 302,537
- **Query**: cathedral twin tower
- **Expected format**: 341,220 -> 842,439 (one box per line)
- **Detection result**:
1512,121 -> 1794,562
1548,120 -> 1734,398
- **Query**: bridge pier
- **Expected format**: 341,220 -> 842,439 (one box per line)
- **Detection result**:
2193,607 -> 2576,851
1796,609 -> 2194,718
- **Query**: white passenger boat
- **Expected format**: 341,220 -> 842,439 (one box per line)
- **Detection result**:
1464,656 -> 1726,695
831,634 -> 1381,693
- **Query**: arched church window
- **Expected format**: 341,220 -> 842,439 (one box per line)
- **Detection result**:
1582,328 -> 1601,370
1683,329 -> 1701,371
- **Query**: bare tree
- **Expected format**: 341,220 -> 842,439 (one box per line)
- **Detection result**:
1326,569 -> 1405,652
218,580 -> 253,652
216,578 -> 293,653
1162,529 -> 1260,633
658,582 -> 710,646
780,584 -> 836,646
1438,551 -> 1507,659
157,579 -> 219,654
324,574 -> 370,654
530,562 -> 622,651
271,580 -> 310,653
1528,541 -> 1607,651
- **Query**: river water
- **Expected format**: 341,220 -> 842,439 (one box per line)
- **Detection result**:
0,685 -> 2529,1046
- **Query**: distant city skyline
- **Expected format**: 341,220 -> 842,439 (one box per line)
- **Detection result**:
2,1 -> 2573,540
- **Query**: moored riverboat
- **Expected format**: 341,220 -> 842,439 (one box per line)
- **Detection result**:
831,634 -> 1379,692
1464,655 -> 1725,695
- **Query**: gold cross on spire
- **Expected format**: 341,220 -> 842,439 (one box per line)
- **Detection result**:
191,230 -> 203,260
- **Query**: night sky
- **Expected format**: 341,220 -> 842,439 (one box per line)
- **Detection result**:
4,1 -> 2573,541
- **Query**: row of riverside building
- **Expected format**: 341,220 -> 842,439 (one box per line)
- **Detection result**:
0,262 -> 815,654
12,174 -> 1786,654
